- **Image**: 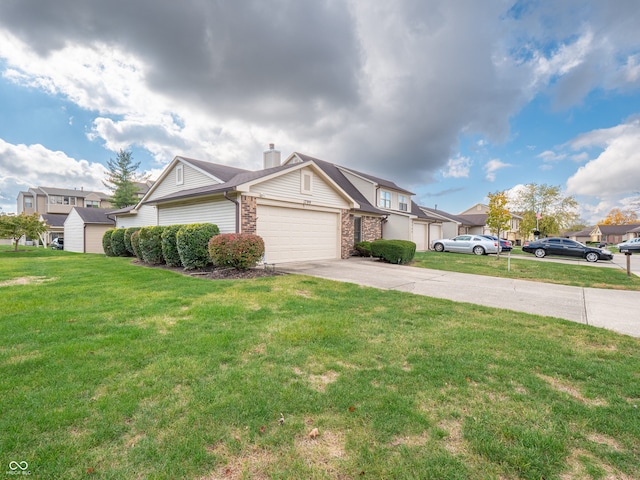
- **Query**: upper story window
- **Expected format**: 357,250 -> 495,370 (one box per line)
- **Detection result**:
49,195 -> 76,205
176,165 -> 184,185
380,190 -> 391,209
25,197 -> 33,208
399,195 -> 408,212
86,200 -> 100,208
301,170 -> 313,194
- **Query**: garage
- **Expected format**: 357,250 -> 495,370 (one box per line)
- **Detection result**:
256,205 -> 340,263
413,222 -> 428,251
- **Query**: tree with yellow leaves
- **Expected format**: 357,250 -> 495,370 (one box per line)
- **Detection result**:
599,208 -> 638,225
486,191 -> 512,258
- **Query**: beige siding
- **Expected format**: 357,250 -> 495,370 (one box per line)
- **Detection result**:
115,204 -> 158,228
383,214 -> 412,241
147,163 -> 219,202
413,222 -> 428,251
63,210 -> 85,253
429,224 -> 442,247
249,167 -> 350,208
158,199 -> 236,232
341,171 -> 376,205
85,225 -> 112,254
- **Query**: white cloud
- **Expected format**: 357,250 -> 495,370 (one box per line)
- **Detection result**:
537,150 -> 566,163
484,158 -> 511,182
442,155 -> 472,179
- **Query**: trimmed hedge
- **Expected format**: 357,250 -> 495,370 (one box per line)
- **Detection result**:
161,225 -> 184,267
130,230 -> 143,260
138,226 -> 166,264
110,228 -> 128,257
371,239 -> 416,264
354,241 -> 372,257
208,233 -> 265,270
102,229 -> 116,256
124,227 -> 141,256
177,223 -> 220,270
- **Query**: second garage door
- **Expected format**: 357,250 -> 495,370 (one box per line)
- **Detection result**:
256,205 -> 339,263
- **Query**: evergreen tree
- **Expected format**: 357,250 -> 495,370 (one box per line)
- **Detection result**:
103,149 -> 143,208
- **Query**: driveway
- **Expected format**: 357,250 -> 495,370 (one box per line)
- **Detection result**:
279,256 -> 640,338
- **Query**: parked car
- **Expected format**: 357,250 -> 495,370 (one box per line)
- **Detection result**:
522,237 -> 612,262
431,235 -> 499,255
617,237 -> 640,252
480,235 -> 512,252
50,238 -> 64,250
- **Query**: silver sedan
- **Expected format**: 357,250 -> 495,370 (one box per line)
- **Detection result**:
431,235 -> 499,255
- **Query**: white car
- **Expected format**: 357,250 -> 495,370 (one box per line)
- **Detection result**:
617,237 -> 640,253
431,235 -> 499,255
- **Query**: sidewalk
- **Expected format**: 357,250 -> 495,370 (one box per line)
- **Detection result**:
279,256 -> 640,338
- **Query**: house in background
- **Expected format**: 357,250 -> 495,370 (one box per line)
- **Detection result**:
457,203 -> 523,244
39,213 -> 67,245
64,208 -> 115,254
112,145 -> 439,263
592,223 -> 640,245
564,228 -> 595,244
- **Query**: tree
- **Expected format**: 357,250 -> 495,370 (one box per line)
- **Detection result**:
103,149 -> 143,209
486,191 -> 512,258
509,183 -> 578,239
599,208 -> 638,225
0,213 -> 48,251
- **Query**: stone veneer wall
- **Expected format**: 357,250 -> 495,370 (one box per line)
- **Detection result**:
341,210 -> 354,259
240,195 -> 257,234
345,213 -> 383,256
361,215 -> 382,242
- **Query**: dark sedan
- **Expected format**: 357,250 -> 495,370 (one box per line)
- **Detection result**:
522,237 -> 613,262
480,235 -> 512,252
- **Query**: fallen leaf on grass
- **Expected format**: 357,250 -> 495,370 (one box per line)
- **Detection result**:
308,427 -> 319,439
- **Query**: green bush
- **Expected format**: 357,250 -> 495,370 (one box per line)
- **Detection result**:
354,241 -> 372,257
208,233 -> 265,270
177,223 -> 220,270
124,227 -> 141,256
110,228 -> 128,257
130,230 -> 142,260
102,229 -> 116,256
138,226 -> 166,264
371,239 -> 416,264
161,225 -> 184,267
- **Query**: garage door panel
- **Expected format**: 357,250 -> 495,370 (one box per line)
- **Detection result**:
257,205 -> 339,263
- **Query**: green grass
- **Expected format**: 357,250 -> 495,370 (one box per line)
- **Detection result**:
1,247 -> 639,479
412,251 -> 640,290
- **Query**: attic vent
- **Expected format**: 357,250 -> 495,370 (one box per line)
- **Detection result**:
301,170 -> 313,194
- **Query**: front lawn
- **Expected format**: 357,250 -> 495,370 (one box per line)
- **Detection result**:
1,248 -> 639,479
412,251 -> 640,290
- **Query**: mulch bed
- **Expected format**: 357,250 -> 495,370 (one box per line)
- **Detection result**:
135,261 -> 283,280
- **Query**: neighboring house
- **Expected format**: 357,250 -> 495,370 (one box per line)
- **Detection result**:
564,228 -> 595,244
64,208 -> 115,254
40,213 -> 67,245
112,145 -> 438,263
457,204 -> 522,244
418,207 -> 463,241
592,223 -> 640,245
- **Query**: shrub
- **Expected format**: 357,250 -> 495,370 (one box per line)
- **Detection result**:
208,233 -> 265,270
354,241 -> 372,257
177,223 -> 220,270
102,229 -> 116,256
110,228 -> 128,257
138,226 -> 166,264
161,225 -> 184,267
124,227 -> 141,256
371,239 -> 416,265
130,230 -> 142,260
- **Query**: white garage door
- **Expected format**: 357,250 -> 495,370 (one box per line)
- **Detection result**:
413,223 -> 427,251
429,224 -> 442,248
256,205 -> 339,263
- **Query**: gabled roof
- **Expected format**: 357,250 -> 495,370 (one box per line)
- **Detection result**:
38,186 -> 110,199
177,156 -> 251,182
456,213 -> 488,226
419,207 -> 466,224
565,228 -> 593,237
289,153 -> 387,215
411,201 -> 439,221
70,207 -> 115,225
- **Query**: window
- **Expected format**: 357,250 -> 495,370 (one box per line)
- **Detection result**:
301,170 -> 313,194
49,196 -> 76,205
25,197 -> 33,208
176,165 -> 184,185
86,200 -> 100,208
353,216 -> 362,243
399,195 -> 408,212
380,191 -> 391,209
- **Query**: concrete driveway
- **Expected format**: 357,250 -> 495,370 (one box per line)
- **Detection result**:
279,255 -> 640,338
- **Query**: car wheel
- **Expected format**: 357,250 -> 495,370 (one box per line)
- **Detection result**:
434,243 -> 444,252
585,252 -> 599,263
534,248 -> 546,258
473,245 -> 485,255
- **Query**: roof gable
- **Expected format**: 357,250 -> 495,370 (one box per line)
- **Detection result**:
69,207 -> 115,225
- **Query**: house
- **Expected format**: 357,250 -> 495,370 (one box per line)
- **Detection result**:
564,228 -> 595,244
64,208 -> 115,254
592,223 -> 640,245
457,203 -> 522,244
39,213 -> 67,245
111,145 -> 438,263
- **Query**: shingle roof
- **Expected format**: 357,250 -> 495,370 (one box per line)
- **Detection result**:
40,213 -> 67,227
72,207 -> 115,225
598,223 -> 640,235
177,156 -> 251,182
456,213 -> 488,226
419,207 -> 466,223
38,186 -> 110,199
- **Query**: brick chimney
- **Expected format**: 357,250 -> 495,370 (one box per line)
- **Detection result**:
263,143 -> 281,169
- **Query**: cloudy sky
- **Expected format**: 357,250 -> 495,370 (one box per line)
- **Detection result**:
1,0 -> 639,223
